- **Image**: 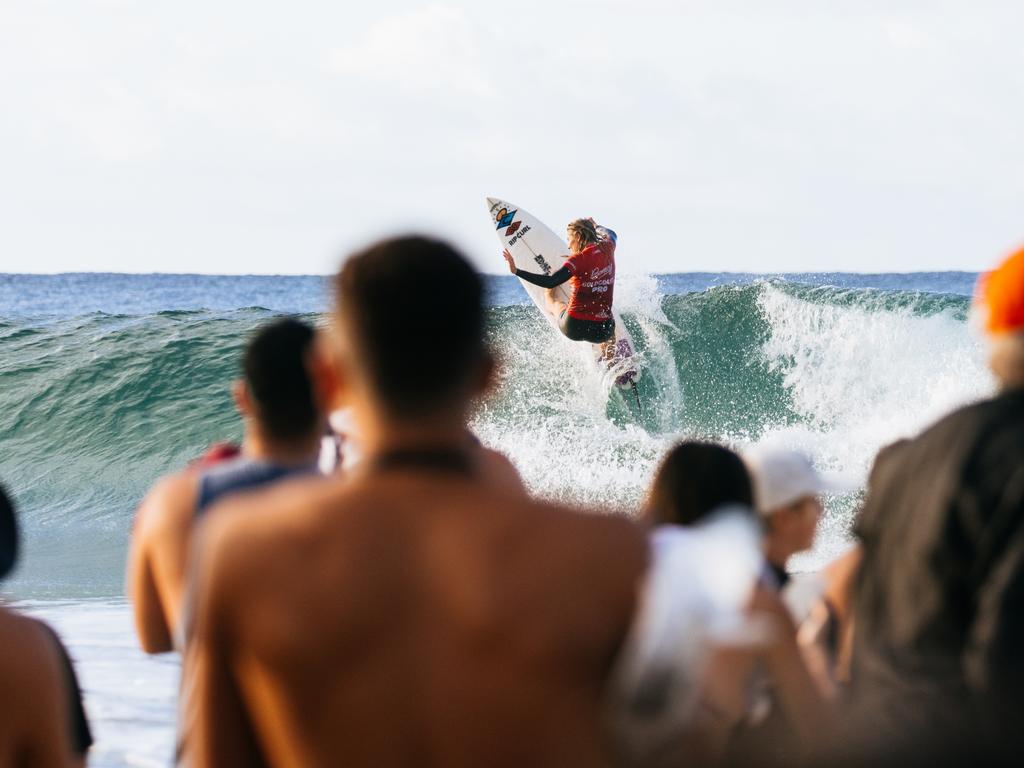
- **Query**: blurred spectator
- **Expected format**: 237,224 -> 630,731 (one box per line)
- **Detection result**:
644,441 -> 833,766
646,441 -> 754,527
743,447 -> 833,591
0,484 -> 93,767
797,441 -> 906,698
128,318 -> 323,653
844,247 -> 1024,762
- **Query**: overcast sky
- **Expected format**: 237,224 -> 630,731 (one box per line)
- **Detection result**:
2,0 -> 1022,275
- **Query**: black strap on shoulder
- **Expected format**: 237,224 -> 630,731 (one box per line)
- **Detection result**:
371,447 -> 474,477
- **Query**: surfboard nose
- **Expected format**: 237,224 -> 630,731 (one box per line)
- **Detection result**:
485,196 -> 502,212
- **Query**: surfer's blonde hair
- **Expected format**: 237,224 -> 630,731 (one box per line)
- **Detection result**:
567,218 -> 600,247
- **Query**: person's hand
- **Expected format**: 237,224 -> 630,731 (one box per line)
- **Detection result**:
502,249 -> 516,274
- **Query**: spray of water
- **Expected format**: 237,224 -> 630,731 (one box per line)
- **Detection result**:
476,278 -> 991,570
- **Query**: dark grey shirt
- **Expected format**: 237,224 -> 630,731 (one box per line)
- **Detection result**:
850,389 -> 1024,751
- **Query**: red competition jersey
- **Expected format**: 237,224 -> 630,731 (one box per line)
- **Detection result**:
563,238 -> 615,321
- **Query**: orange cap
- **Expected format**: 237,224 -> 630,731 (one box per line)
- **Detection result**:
977,246 -> 1024,335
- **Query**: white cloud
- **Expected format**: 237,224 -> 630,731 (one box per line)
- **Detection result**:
882,17 -> 941,50
0,0 -> 1022,274
55,79 -> 163,161
327,5 -> 496,100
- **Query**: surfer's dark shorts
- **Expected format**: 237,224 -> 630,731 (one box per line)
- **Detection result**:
559,311 -> 615,344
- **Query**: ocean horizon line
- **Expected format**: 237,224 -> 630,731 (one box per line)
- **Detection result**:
0,268 -> 984,279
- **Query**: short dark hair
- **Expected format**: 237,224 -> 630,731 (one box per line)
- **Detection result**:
0,485 -> 18,580
335,235 -> 486,418
242,318 -> 318,441
646,441 -> 754,527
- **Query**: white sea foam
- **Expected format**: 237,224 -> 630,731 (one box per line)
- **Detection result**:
479,279 -> 992,570
756,284 -> 991,465
474,273 -> 683,510
752,283 -> 992,566
615,272 -> 673,326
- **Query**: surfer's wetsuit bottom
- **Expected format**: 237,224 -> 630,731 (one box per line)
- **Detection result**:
559,310 -> 615,344
513,265 -> 615,343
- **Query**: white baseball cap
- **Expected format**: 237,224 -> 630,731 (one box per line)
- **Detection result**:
743,447 -> 840,515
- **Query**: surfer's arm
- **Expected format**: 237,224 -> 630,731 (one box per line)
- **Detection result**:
514,265 -> 573,289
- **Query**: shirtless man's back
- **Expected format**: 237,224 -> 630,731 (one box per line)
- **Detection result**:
186,466 -> 645,766
180,236 -> 648,767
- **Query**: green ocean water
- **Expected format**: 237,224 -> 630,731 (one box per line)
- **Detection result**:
0,276 -> 987,596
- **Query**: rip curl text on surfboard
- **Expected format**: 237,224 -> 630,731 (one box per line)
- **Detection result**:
507,225 -> 532,248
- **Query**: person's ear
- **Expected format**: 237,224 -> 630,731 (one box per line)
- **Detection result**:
308,330 -> 351,412
232,380 -> 251,418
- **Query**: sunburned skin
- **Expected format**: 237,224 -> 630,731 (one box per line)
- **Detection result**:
0,608 -> 73,768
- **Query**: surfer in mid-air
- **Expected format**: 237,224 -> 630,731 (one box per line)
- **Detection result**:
503,217 -> 617,348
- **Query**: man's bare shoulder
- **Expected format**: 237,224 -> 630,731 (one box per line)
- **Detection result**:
189,473 -> 392,636
522,499 -> 649,570
481,499 -> 648,648
195,476 -> 648,602
0,610 -> 69,768
519,497 -> 647,542
133,469 -> 199,540
0,606 -> 48,650
0,608 -> 62,688
475,446 -> 527,493
195,473 -> 360,568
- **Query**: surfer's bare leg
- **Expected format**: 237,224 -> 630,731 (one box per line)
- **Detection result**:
599,338 -> 617,362
545,289 -> 567,320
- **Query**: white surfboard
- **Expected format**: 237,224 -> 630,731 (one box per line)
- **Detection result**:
486,196 -> 640,391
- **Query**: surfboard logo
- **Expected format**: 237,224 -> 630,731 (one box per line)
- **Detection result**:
507,224 -> 531,248
494,207 -> 517,230
504,221 -> 522,236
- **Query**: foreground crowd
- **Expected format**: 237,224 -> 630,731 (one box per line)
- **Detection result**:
2,238 -> 1023,767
